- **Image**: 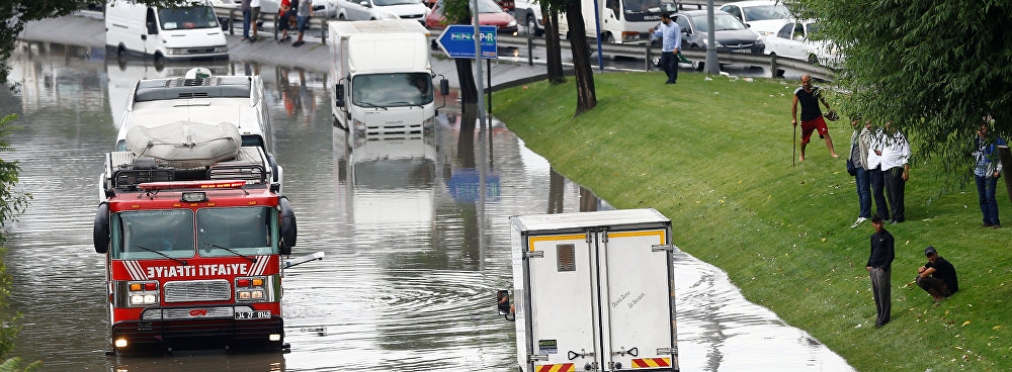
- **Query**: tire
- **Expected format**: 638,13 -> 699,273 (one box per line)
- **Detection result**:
153,52 -> 165,71
526,14 -> 542,37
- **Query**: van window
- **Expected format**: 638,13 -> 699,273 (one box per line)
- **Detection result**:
158,6 -> 220,30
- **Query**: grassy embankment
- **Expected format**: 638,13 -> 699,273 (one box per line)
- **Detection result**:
492,71 -> 1012,371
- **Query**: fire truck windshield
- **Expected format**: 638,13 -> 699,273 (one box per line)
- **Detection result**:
197,207 -> 276,257
110,207 -> 277,260
113,210 -> 196,260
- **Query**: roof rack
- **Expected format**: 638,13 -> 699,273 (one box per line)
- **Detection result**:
133,76 -> 252,102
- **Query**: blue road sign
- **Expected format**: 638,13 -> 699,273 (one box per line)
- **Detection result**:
436,25 -> 498,60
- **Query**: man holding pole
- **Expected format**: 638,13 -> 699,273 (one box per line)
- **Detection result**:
791,75 -> 839,161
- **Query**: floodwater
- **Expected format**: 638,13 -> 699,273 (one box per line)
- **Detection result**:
0,40 -> 853,371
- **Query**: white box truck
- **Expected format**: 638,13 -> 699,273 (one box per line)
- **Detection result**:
327,20 -> 447,136
557,0 -> 673,44
499,208 -> 680,372
105,0 -> 229,62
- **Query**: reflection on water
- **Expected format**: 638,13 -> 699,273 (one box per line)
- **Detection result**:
1,39 -> 852,371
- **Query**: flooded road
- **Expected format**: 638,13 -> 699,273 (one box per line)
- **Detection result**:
0,40 -> 852,371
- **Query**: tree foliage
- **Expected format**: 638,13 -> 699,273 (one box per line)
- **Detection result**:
787,0 -> 1012,176
0,114 -> 30,364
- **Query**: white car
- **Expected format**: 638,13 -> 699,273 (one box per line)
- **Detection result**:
763,19 -> 842,70
514,0 -> 543,36
337,0 -> 430,23
719,0 -> 792,39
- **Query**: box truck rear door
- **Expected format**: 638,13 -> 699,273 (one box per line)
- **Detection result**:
600,229 -> 675,371
527,233 -> 596,371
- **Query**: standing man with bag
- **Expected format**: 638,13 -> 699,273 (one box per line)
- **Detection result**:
867,215 -> 895,328
648,13 -> 681,85
791,75 -> 839,161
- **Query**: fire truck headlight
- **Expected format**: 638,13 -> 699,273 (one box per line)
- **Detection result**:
269,334 -> 281,342
115,338 -> 128,348
130,295 -> 145,305
143,294 -> 157,304
238,291 -> 251,300
252,290 -> 264,299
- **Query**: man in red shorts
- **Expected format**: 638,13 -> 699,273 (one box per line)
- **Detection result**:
791,74 -> 839,161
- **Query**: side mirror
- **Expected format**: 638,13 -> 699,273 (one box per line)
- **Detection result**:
334,83 -> 345,107
439,79 -> 449,96
496,290 -> 515,321
93,202 -> 110,254
146,21 -> 158,35
279,196 -> 297,255
359,1 -> 370,7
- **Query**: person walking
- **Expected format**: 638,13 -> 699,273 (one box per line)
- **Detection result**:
849,116 -> 872,228
249,0 -> 261,42
866,215 -> 894,328
791,75 -> 839,161
277,0 -> 293,42
293,0 -> 312,47
916,246 -> 958,304
880,122 -> 910,224
648,13 -> 681,85
973,121 -> 1005,228
866,122 -> 890,222
241,0 -> 252,42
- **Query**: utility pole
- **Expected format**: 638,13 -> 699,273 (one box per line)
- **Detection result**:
705,0 -> 719,74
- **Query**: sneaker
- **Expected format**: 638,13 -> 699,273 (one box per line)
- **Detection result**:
292,40 -> 304,47
850,217 -> 868,229
279,35 -> 291,43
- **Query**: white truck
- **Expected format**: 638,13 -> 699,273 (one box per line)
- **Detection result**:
499,208 -> 680,372
327,20 -> 447,136
557,0 -> 673,44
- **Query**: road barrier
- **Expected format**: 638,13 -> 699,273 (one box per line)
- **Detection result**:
213,7 -> 330,43
486,34 -> 836,81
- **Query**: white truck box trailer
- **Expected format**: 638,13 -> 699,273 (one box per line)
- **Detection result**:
501,208 -> 680,372
327,20 -> 447,136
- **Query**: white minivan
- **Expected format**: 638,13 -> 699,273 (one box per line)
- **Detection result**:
105,0 -> 228,62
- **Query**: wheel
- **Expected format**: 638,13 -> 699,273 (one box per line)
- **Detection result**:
526,14 -> 542,37
153,52 -> 165,71
339,13 -> 345,20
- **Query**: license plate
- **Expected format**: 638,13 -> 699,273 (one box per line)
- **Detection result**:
234,310 -> 271,320
731,49 -> 751,54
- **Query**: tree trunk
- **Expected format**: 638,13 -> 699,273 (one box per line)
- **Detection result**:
455,58 -> 478,116
544,7 -> 565,84
564,1 -> 596,115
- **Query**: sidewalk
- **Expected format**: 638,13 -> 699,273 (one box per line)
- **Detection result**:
18,12 -> 550,90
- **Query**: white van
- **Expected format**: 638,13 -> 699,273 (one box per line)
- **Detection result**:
105,0 -> 228,62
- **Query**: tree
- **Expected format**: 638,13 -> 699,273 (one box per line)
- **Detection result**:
788,0 -> 1012,175
540,0 -> 596,115
437,0 -> 481,118
542,5 -> 565,84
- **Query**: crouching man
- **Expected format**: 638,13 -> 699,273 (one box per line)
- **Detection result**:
916,246 -> 958,303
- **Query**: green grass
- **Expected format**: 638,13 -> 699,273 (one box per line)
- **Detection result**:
493,71 -> 1012,371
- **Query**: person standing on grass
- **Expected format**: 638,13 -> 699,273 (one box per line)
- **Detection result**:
241,0 -> 252,42
867,214 -> 894,328
916,246 -> 958,304
866,122 -> 890,222
293,0 -> 312,47
973,121 -> 1004,228
880,121 -> 910,224
648,13 -> 681,85
849,116 -> 872,228
791,75 -> 839,161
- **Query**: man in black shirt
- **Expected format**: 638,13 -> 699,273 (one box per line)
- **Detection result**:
866,215 -> 894,328
791,74 -> 840,161
916,246 -> 958,303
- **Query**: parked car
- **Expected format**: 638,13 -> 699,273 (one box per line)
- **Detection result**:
425,0 -> 517,35
667,10 -> 765,71
763,19 -> 842,74
719,0 -> 792,39
209,0 -> 339,17
337,0 -> 430,23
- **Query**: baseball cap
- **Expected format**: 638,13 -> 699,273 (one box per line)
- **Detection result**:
924,246 -> 937,256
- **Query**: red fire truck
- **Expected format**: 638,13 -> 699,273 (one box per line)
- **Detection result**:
93,137 -> 300,354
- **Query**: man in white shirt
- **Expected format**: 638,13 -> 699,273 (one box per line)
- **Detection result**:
879,122 -> 910,224
866,123 -> 890,222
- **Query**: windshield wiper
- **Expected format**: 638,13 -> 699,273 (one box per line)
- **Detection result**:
203,243 -> 257,264
356,101 -> 389,110
389,101 -> 425,109
134,245 -> 188,266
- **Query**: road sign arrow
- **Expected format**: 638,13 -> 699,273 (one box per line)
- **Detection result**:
436,25 -> 498,59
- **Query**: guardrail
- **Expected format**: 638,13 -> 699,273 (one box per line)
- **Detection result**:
212,7 -> 330,43
491,34 -> 836,81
